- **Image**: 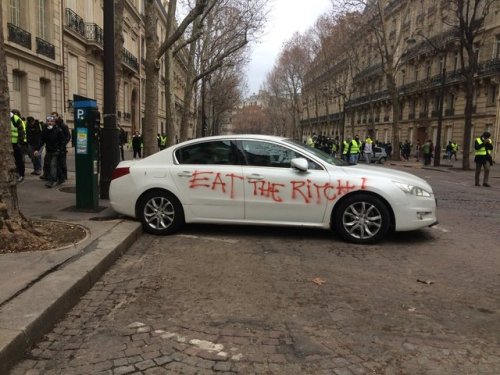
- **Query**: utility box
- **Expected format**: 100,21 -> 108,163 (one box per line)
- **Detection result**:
74,95 -> 100,210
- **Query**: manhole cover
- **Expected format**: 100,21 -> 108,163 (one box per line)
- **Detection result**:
59,186 -> 76,194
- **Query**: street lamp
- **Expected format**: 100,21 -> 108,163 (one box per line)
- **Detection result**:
406,31 -> 448,167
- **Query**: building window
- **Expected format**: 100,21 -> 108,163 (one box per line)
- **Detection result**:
38,0 -> 47,39
141,79 -> 146,103
454,52 -> 459,71
496,35 -> 500,59
13,72 -> 21,91
414,65 -> 419,81
68,54 -> 79,98
124,82 -> 130,114
9,0 -> 20,26
87,63 -> 95,99
487,84 -> 497,106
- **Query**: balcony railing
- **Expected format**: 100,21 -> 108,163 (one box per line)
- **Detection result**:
123,48 -> 139,71
65,8 -> 85,38
7,23 -> 31,50
85,23 -> 103,45
36,37 -> 55,59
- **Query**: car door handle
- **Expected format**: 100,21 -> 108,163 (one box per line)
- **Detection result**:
247,174 -> 264,180
177,171 -> 192,178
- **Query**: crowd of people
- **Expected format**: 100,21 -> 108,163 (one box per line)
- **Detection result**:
10,110 -> 71,188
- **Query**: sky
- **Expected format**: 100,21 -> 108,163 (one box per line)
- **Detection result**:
244,0 -> 332,96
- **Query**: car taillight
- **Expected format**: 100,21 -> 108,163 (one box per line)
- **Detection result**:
111,167 -> 130,180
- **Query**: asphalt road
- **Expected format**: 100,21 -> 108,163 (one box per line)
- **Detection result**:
10,166 -> 500,375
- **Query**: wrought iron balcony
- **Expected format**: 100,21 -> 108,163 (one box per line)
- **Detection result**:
123,48 -> 139,71
7,23 -> 31,50
65,8 -> 85,38
36,37 -> 55,59
85,23 -> 103,45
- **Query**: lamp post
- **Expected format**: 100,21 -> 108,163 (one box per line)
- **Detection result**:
407,32 -> 448,166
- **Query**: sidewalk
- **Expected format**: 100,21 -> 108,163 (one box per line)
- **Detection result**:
0,167 -> 142,374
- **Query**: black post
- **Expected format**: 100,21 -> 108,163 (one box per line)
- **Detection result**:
100,0 -> 120,199
434,53 -> 447,167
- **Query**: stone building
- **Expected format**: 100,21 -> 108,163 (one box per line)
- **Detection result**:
301,0 -> 500,161
3,0 -> 192,138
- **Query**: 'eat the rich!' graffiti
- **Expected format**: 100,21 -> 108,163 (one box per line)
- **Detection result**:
189,171 -> 367,204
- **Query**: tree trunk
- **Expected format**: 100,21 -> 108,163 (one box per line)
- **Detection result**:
114,0 -> 125,107
164,0 -> 177,147
143,0 -> 160,157
387,70 -> 401,161
179,18 -> 201,143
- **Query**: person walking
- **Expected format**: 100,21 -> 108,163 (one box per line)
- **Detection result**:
132,131 -> 142,159
10,109 -> 26,183
52,112 -> 71,183
35,116 -> 65,188
414,140 -> 421,162
474,132 -> 494,187
451,141 -> 459,161
26,117 -> 43,175
422,139 -> 433,166
363,136 -> 373,163
118,126 -> 127,161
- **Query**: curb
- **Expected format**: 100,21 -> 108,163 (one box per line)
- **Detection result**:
0,220 -> 142,374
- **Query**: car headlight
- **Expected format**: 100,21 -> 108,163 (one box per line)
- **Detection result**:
393,182 -> 432,197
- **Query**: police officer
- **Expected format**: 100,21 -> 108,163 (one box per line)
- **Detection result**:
474,132 -> 494,187
160,133 -> 167,150
10,109 -> 26,183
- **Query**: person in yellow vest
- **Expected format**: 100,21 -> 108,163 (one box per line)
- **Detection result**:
342,137 -> 351,161
451,141 -> 459,161
306,135 -> 314,147
10,109 -> 26,183
348,135 -> 361,164
160,134 -> 167,150
474,132 -> 493,187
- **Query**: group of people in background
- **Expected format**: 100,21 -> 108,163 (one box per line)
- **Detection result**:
10,110 -> 71,188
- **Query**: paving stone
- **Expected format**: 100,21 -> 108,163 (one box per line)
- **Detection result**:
213,361 -> 232,372
154,355 -> 173,366
135,359 -> 156,371
113,365 -> 136,375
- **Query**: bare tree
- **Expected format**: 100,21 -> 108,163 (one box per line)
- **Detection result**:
0,6 -> 47,251
265,32 -> 312,140
114,0 -> 125,106
178,0 -> 268,142
443,0 -> 497,169
143,0 -> 209,156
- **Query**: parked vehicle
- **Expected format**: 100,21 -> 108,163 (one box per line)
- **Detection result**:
361,146 -> 388,164
110,135 -> 437,244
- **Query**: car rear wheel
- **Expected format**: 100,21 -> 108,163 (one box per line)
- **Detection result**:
378,157 -> 386,164
138,190 -> 184,235
333,194 -> 390,244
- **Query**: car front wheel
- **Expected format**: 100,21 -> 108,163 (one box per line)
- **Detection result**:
333,194 -> 391,244
138,190 -> 184,235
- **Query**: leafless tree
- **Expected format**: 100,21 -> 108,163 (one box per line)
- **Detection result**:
442,0 -> 497,169
0,5 -> 47,251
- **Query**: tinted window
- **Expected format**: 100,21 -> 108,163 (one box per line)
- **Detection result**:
241,140 -> 322,170
175,140 -> 236,165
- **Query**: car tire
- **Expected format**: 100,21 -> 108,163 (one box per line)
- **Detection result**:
378,157 -> 386,164
333,193 -> 391,244
138,190 -> 184,235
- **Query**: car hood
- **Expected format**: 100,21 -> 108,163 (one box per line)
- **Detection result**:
341,164 -> 433,191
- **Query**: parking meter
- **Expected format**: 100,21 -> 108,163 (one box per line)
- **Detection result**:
74,95 -> 100,210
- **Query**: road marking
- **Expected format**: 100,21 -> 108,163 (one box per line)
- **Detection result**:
431,225 -> 450,233
178,234 -> 239,244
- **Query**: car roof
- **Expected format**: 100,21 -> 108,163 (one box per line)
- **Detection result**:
178,134 -> 289,146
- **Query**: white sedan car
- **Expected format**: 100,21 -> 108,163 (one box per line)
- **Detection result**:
110,135 -> 437,244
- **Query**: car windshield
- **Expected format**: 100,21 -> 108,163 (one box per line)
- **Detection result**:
284,139 -> 350,166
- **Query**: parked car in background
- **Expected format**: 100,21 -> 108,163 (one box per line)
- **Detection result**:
110,135 -> 437,244
361,146 -> 388,164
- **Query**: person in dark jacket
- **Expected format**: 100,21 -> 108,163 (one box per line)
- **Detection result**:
34,116 -> 65,188
52,112 -> 71,183
132,131 -> 142,159
26,117 -> 43,175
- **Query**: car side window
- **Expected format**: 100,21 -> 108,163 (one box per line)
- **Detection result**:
241,140 -> 322,170
175,140 -> 236,165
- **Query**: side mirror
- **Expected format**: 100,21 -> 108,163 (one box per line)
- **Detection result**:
291,158 -> 309,172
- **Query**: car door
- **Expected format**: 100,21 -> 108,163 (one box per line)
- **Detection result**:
169,139 -> 245,220
240,140 -> 330,224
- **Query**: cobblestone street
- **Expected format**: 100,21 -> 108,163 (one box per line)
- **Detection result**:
10,166 -> 500,374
